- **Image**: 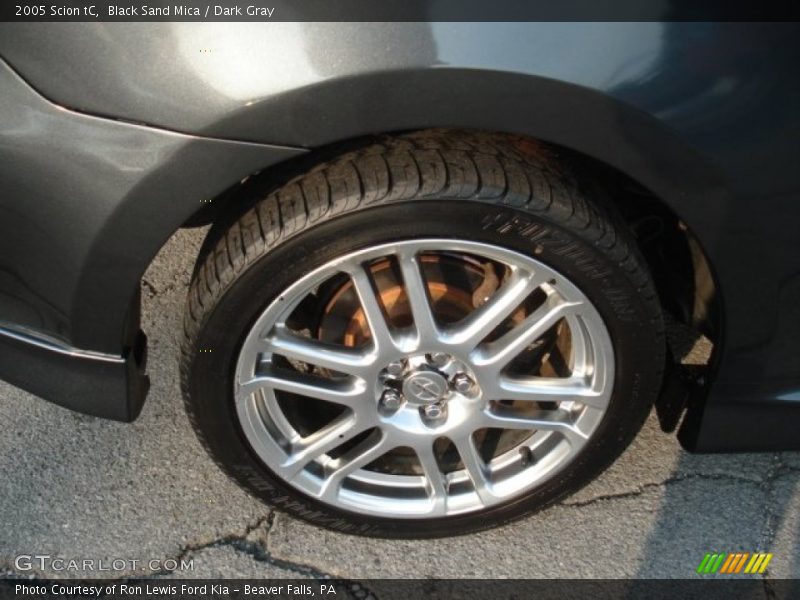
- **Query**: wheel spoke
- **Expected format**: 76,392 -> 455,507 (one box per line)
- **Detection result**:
566,314 -> 589,376
260,326 -> 374,377
238,368 -> 367,408
492,375 -> 608,409
415,443 -> 448,515
318,433 -> 393,503
279,414 -> 367,479
348,265 -> 397,352
397,249 -> 439,347
443,269 -> 541,349
481,407 -> 589,446
472,299 -> 582,373
452,434 -> 497,506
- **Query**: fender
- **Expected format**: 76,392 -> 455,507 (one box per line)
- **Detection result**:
0,57 -> 305,354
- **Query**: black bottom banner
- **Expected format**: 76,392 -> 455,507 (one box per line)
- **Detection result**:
2,578 -> 799,600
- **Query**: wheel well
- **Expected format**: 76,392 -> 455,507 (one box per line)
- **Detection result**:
181,127 -> 720,355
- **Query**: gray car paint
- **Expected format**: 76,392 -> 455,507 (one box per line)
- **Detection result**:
0,57 -> 304,352
0,22 -> 798,450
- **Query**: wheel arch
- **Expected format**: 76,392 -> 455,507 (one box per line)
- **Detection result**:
176,127 -> 725,441
70,69 -> 728,430
184,67 -> 728,343
186,121 -> 724,355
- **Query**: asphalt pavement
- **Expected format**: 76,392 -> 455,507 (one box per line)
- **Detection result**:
1,228 -> 798,584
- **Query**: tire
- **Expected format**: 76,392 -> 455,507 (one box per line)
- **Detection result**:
181,130 -> 665,538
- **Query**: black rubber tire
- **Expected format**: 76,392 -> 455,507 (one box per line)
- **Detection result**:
180,130 -> 665,538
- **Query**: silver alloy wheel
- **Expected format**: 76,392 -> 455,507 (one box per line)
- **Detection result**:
234,239 -> 614,518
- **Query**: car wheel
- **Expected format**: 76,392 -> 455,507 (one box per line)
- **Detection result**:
180,131 -> 665,537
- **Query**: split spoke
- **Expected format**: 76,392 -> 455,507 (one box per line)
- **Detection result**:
318,433 -> 394,503
261,326 -> 374,377
452,434 -> 497,506
279,414 -> 367,479
481,407 -> 589,446
493,376 -> 608,409
237,368 -> 367,408
349,264 -> 397,353
566,315 -> 589,376
415,443 -> 448,515
397,250 -> 439,346
473,300 -> 582,373
444,270 -> 541,349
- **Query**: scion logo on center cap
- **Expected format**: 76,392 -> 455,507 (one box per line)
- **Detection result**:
403,372 -> 447,404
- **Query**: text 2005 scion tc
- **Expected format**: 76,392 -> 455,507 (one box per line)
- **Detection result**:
0,22 -> 798,537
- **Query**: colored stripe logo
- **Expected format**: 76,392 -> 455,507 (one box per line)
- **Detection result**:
697,552 -> 773,574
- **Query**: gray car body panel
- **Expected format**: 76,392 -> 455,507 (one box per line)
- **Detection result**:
0,22 -> 798,450
0,57 -> 305,353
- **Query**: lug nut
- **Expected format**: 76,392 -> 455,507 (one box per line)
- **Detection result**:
427,352 -> 450,367
385,360 -> 406,377
380,389 -> 402,410
423,403 -> 444,419
452,373 -> 474,394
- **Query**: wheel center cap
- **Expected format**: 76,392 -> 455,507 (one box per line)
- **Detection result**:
402,371 -> 448,405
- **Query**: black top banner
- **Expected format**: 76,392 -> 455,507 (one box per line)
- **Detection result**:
3,0 -> 800,22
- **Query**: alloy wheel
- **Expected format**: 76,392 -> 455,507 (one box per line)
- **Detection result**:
234,239 -> 614,518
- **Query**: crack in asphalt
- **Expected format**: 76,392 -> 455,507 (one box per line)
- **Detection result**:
3,462 -> 796,583
559,471 -> 766,508
129,512 -> 332,580
260,513 -> 380,600
141,277 -> 183,300
759,454 -> 783,552
141,278 -> 159,298
0,514 -> 377,599
760,453 -> 797,593
121,512 -> 380,600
